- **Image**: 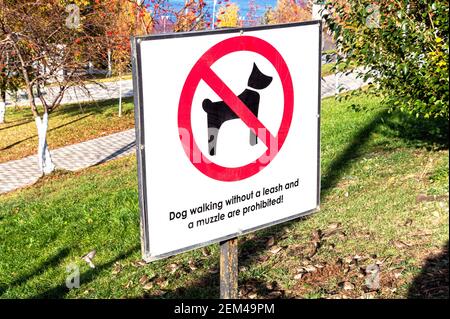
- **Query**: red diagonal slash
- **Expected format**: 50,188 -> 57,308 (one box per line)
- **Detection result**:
199,63 -> 276,149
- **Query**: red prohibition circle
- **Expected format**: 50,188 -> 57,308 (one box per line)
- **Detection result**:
178,35 -> 294,182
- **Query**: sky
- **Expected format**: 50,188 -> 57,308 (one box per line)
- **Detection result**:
155,0 -> 280,20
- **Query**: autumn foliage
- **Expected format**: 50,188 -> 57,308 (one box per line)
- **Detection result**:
264,0 -> 312,24
217,2 -> 240,28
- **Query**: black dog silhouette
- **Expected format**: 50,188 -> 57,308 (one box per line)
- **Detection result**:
202,63 -> 273,156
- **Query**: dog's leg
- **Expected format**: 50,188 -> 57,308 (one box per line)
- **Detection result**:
249,102 -> 258,146
207,123 -> 219,156
249,130 -> 257,146
206,113 -> 221,156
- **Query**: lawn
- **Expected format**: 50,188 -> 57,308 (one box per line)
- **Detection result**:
0,94 -> 448,299
0,98 -> 135,163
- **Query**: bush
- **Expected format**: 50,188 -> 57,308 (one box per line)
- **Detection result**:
324,0 -> 449,119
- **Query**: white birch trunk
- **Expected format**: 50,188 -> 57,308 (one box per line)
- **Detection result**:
35,113 -> 55,175
118,73 -> 122,117
0,101 -> 5,123
107,50 -> 112,77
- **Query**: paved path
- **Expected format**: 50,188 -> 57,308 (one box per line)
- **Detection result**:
0,71 -> 368,194
0,130 -> 135,194
6,79 -> 134,107
6,69 -> 366,107
321,69 -> 368,99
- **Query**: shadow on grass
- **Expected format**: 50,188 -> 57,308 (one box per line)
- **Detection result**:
408,241 -> 449,299
94,141 -> 136,167
30,245 -> 140,299
138,109 -> 395,299
321,109 -> 390,194
0,114 -> 92,151
148,108 -> 448,299
0,120 -> 32,132
0,247 -> 71,296
55,97 -> 133,118
382,112 -> 449,150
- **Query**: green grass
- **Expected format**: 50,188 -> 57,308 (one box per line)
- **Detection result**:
0,94 -> 448,299
321,64 -> 335,77
0,98 -> 135,163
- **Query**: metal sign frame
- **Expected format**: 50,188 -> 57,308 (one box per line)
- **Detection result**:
131,21 -> 322,262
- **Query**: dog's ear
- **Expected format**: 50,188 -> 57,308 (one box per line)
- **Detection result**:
247,63 -> 273,90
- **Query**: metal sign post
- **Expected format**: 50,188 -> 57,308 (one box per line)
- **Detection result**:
220,237 -> 238,299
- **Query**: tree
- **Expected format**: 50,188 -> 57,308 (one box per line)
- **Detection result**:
217,2 -> 240,28
323,0 -> 449,119
0,0 -> 108,174
173,0 -> 206,32
0,44 -> 21,123
264,0 -> 312,24
0,9 -> 21,124
101,0 -> 154,116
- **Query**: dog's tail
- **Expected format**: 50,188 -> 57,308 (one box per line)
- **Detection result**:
247,63 -> 272,90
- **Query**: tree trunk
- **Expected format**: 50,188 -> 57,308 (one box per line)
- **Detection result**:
107,49 -> 112,77
0,89 -> 5,124
118,72 -> 122,117
35,112 -> 55,175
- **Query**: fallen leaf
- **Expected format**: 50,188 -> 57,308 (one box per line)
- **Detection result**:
416,193 -> 428,203
81,249 -> 96,269
269,246 -> 282,255
112,262 -> 122,275
132,260 -> 147,268
412,231 -> 433,237
393,269 -> 403,279
294,273 -> 303,280
201,247 -> 211,257
403,218 -> 413,227
344,256 -> 353,264
311,230 -> 322,242
303,265 -> 317,273
314,263 -> 325,269
266,236 -> 275,248
391,240 -> 411,249
154,277 -> 168,288
327,222 -> 341,230
341,281 -> 355,290
139,275 -> 148,285
248,293 -> 258,299
188,259 -> 198,271
364,264 -> 380,291
143,282 -> 153,290
168,263 -> 179,274
305,243 -> 319,258
124,280 -> 133,289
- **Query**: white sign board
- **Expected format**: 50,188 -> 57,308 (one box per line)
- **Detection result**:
132,22 -> 321,261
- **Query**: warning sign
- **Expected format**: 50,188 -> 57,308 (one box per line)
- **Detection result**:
178,35 -> 294,181
132,22 -> 322,261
